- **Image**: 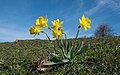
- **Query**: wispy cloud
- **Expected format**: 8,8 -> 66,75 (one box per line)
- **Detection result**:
0,0 -> 120,42
57,0 -> 83,21
84,0 -> 120,16
108,0 -> 120,13
84,0 -> 109,16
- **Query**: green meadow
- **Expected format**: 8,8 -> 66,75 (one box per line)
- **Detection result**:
0,36 -> 120,75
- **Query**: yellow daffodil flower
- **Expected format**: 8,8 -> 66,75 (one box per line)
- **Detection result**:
52,27 -> 63,39
35,16 -> 48,28
51,19 -> 63,29
79,15 -> 91,30
29,26 -> 42,35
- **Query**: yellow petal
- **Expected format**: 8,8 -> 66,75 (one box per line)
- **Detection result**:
82,15 -> 85,20
60,21 -> 64,25
35,16 -> 48,28
79,15 -> 92,31
80,20 -> 82,24
86,25 -> 92,28
86,18 -> 91,23
35,19 -> 40,25
51,21 -> 54,25
84,26 -> 87,31
57,19 -> 59,22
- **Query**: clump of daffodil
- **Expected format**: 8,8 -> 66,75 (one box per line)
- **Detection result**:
52,27 -> 63,39
29,15 -> 92,67
79,15 -> 91,30
51,19 -> 63,29
35,16 -> 48,28
29,26 -> 42,35
75,15 -> 92,41
29,16 -> 49,36
51,19 -> 64,39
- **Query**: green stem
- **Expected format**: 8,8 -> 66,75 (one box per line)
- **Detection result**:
75,29 -> 80,41
48,27 -> 55,32
56,38 -> 65,58
56,39 -> 60,48
48,26 -> 65,58
75,26 -> 81,41
63,32 -> 67,55
42,31 -> 51,42
63,32 -> 67,40
42,31 -> 57,52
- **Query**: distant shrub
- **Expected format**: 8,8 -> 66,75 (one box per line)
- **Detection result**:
94,24 -> 114,37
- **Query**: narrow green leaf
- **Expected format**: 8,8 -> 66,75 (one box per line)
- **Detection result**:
43,61 -> 61,65
62,59 -> 70,62
51,53 -> 59,57
74,41 -> 83,56
71,41 -> 80,59
76,41 -> 84,53
61,47 -> 68,59
75,46 -> 88,57
67,44 -> 74,60
43,59 -> 70,66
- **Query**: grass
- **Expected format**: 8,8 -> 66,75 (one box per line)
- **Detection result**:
0,36 -> 120,75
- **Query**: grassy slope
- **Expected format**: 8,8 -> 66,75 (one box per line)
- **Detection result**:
0,36 -> 120,75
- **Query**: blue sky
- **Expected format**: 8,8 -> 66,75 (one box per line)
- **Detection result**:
0,0 -> 120,42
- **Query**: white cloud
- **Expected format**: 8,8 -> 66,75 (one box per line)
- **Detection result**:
84,0 -> 109,16
84,0 -> 120,16
108,0 -> 120,13
58,0 -> 84,23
